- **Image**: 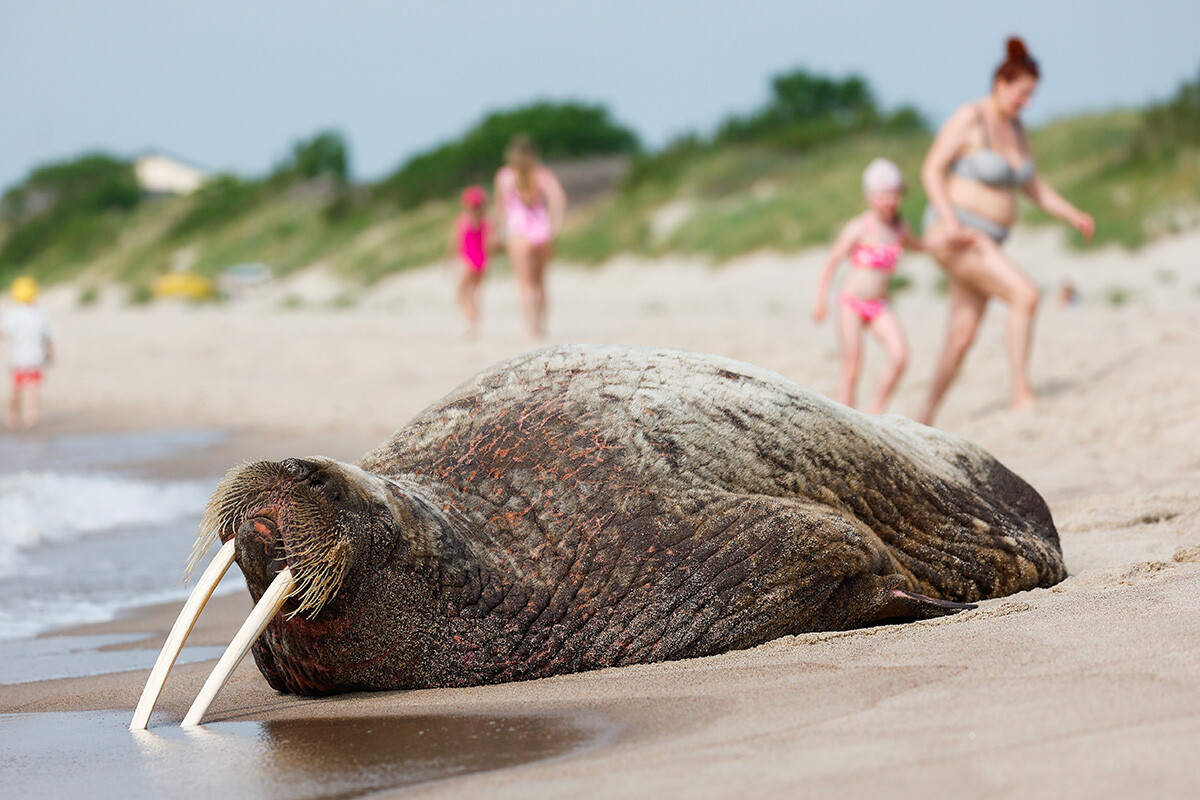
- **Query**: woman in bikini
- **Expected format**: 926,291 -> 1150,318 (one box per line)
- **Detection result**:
918,36 -> 1094,425
813,158 -> 925,414
493,135 -> 567,338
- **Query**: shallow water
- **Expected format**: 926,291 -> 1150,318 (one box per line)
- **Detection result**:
0,428 -> 226,476
0,632 -> 225,685
0,429 -> 230,640
1,709 -> 616,798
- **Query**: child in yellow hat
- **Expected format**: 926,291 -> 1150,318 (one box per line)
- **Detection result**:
2,276 -> 55,429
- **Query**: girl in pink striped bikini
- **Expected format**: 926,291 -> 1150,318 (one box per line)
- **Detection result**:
812,159 -> 928,414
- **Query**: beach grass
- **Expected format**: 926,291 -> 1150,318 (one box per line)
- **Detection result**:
5,110 -> 1199,293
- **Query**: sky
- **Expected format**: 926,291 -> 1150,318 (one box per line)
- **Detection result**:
3,1 -> 1197,193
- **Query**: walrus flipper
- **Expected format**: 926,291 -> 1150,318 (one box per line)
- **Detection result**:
873,587 -> 977,623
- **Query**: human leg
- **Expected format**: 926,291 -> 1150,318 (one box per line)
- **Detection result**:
506,237 -> 538,337
947,238 -> 1040,410
6,380 -> 17,430
525,241 -> 553,338
22,384 -> 38,428
457,265 -> 483,337
917,274 -> 988,425
866,308 -> 908,415
835,301 -> 867,408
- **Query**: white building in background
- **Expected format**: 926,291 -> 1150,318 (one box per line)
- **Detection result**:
134,153 -> 208,195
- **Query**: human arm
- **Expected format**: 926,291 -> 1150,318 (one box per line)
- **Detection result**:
898,220 -> 926,253
1022,175 -> 1094,241
920,104 -> 978,243
540,167 -> 567,237
491,170 -> 507,248
812,219 -> 861,322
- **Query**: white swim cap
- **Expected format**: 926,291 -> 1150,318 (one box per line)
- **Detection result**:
862,158 -> 904,194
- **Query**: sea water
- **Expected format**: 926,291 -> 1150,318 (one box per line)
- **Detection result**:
0,430 -> 234,644
0,709 -> 616,798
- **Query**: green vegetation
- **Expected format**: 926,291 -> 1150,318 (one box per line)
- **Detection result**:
715,69 -> 925,148
274,130 -> 350,184
1105,286 -> 1134,307
1026,67 -> 1200,248
0,154 -> 141,283
2,68 -> 1199,296
627,69 -> 923,190
560,68 -> 931,262
376,101 -> 641,209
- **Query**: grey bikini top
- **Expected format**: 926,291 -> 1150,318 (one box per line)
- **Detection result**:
951,106 -> 1035,188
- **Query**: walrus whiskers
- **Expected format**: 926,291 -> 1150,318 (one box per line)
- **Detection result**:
130,540 -> 236,731
182,567 -> 296,727
284,535 -> 350,619
183,462 -> 278,583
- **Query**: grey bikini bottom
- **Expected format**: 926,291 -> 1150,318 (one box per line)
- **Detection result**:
922,204 -> 1010,244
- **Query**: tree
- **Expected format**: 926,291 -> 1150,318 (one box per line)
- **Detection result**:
275,130 -> 350,184
378,101 -> 640,209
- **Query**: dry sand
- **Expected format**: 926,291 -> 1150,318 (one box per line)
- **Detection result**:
3,226 -> 1200,797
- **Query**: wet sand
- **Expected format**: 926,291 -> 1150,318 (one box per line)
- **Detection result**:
2,227 -> 1200,797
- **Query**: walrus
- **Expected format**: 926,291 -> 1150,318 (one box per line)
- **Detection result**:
132,344 -> 1065,728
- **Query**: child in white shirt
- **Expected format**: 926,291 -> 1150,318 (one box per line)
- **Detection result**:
2,276 -> 54,430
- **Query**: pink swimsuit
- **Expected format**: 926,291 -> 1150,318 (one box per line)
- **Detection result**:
840,216 -> 903,322
838,293 -> 889,322
498,167 -> 554,246
458,217 -> 489,273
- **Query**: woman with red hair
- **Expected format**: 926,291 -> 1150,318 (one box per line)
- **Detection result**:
918,37 -> 1094,424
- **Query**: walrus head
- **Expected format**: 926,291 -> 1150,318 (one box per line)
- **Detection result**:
132,456 -> 442,730
193,458 -> 380,619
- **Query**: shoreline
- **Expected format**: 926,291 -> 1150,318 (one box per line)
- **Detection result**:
2,232 -> 1200,796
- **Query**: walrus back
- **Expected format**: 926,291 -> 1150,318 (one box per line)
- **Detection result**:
362,344 -> 1064,607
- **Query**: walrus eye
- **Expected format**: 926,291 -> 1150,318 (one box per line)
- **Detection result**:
282,458 -> 342,502
304,471 -> 340,501
280,458 -> 309,478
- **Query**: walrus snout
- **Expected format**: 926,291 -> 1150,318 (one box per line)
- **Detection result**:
238,513 -> 279,543
234,514 -> 288,594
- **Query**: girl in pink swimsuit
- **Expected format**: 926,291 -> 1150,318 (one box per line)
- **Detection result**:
448,185 -> 492,338
493,135 -> 567,338
812,158 -> 925,414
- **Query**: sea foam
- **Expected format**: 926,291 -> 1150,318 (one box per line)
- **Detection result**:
0,470 -> 211,576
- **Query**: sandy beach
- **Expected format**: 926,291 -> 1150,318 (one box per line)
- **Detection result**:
2,226 -> 1199,797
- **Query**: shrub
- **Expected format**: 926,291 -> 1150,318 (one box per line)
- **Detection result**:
377,101 -> 641,209
167,175 -> 266,240
1132,66 -> 1200,157
714,68 -> 923,151
273,130 -> 350,184
0,153 -> 140,269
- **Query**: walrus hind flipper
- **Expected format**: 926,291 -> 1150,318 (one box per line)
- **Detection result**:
867,588 -> 977,626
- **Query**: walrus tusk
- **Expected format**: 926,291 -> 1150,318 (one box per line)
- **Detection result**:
130,540 -> 237,731
182,567 -> 296,728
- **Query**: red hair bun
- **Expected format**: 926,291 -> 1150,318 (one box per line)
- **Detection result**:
1006,37 -> 1029,61
995,35 -> 1039,82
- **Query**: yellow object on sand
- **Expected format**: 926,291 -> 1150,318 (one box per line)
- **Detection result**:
153,271 -> 215,300
10,276 -> 38,303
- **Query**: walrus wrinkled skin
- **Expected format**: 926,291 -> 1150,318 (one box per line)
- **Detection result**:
203,344 -> 1065,695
